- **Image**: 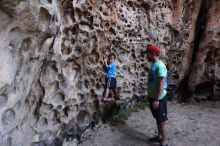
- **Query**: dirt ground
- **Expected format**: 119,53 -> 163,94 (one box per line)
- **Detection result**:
77,101 -> 220,146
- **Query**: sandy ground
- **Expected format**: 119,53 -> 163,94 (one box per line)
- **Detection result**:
78,101 -> 220,146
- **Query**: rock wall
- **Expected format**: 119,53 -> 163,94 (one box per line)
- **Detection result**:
188,0 -> 220,100
0,0 -> 219,145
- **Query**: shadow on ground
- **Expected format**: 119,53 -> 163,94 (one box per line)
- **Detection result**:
113,123 -> 158,146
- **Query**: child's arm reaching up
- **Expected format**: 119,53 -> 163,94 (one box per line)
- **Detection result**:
116,64 -> 120,70
102,57 -> 108,72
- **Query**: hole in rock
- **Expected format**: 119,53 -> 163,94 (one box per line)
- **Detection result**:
2,109 -> 15,125
52,92 -> 65,104
62,47 -> 72,55
103,11 -> 108,16
74,46 -> 83,56
71,39 -> 75,44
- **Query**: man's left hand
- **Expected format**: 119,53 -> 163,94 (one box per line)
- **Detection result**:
153,100 -> 159,109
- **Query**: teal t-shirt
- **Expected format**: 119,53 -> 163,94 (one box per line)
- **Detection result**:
147,61 -> 168,99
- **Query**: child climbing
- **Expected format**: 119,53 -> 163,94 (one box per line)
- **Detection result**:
101,53 -> 119,102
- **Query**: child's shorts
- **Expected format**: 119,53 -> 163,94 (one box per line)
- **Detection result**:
105,77 -> 117,89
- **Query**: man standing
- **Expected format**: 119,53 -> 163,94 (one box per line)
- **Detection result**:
143,44 -> 168,146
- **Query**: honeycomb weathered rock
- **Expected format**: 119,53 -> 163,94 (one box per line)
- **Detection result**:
0,0 -> 219,145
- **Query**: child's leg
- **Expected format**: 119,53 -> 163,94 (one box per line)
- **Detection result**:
104,77 -> 111,98
102,78 -> 109,101
102,87 -> 106,97
113,88 -> 119,100
104,87 -> 109,98
101,87 -> 109,102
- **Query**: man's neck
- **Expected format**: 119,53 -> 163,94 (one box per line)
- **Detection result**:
153,57 -> 159,63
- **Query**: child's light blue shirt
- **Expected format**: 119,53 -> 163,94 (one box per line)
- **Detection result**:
106,62 -> 117,78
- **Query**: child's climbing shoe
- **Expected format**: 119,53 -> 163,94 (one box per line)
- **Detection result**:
101,97 -> 107,102
101,97 -> 111,102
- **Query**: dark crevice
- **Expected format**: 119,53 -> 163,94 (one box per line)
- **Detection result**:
33,80 -> 45,122
33,27 -> 59,122
192,0 -> 212,63
176,0 -> 212,101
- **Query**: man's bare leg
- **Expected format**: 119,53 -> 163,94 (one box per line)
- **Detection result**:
159,121 -> 168,145
157,121 -> 162,137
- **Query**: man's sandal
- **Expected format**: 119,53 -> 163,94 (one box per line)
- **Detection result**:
148,135 -> 162,143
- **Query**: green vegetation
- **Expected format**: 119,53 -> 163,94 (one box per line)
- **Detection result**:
110,101 -> 149,125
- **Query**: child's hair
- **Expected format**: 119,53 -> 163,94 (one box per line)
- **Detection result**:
108,53 -> 116,60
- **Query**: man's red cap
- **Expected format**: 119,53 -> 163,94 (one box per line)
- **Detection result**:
146,45 -> 160,55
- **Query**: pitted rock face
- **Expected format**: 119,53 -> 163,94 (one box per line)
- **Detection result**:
0,0 -> 219,145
